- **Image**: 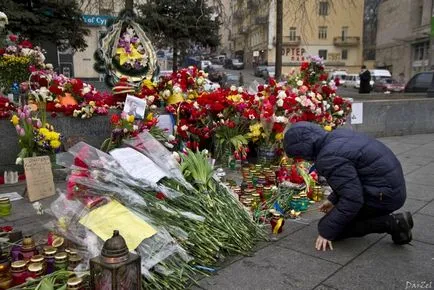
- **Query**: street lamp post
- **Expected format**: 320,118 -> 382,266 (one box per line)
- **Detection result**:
275,0 -> 283,80
427,0 -> 434,97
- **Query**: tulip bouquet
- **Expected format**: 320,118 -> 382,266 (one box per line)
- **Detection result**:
11,105 -> 62,165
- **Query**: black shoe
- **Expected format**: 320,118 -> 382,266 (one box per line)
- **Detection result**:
390,212 -> 413,245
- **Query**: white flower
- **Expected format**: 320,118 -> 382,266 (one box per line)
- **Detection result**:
295,97 -> 301,103
276,98 -> 284,107
274,116 -> 288,123
278,90 -> 286,99
238,87 -> 243,93
150,105 -> 157,110
73,110 -> 79,117
168,134 -> 176,141
32,202 -> 44,215
81,114 -> 86,119
217,112 -> 224,118
163,89 -> 171,97
308,91 -> 315,98
326,104 -> 331,109
193,102 -> 200,109
334,105 -> 339,111
181,125 -> 188,131
337,110 -> 344,116
21,48 -> 32,56
316,94 -> 323,101
164,142 -> 174,149
15,157 -> 23,165
328,80 -> 336,87
292,88 -> 299,94
46,63 -> 53,70
297,80 -> 303,86
82,86 -> 91,95
322,81 -> 327,85
316,108 -> 322,114
230,85 -> 237,91
123,128 -> 128,133
254,96 -> 260,102
248,114 -> 256,120
197,77 -> 204,85
133,125 -> 138,131
148,95 -> 155,103
173,86 -> 182,93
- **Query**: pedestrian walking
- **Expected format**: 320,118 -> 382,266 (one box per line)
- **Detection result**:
283,122 -> 413,251
359,65 -> 371,94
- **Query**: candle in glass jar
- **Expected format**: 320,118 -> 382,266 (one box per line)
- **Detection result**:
11,260 -> 28,286
44,246 -> 57,274
0,198 -> 11,217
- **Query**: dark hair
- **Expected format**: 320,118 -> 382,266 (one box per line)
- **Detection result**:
361,65 -> 367,69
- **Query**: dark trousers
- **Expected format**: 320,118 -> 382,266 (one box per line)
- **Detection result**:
330,207 -> 393,240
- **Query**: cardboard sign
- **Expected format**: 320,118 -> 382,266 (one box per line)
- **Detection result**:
23,156 -> 55,202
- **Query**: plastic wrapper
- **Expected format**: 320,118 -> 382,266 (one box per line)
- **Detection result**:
123,131 -> 194,191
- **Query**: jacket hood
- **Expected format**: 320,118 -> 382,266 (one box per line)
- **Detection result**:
283,121 -> 327,161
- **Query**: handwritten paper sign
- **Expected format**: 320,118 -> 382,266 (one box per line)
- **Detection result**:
23,156 -> 55,202
351,102 -> 363,125
110,148 -> 167,184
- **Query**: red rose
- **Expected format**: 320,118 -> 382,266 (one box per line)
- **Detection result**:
319,74 -> 328,81
20,40 -> 33,48
8,34 -> 18,42
110,114 -> 120,124
300,62 -> 309,71
0,48 -> 5,56
155,192 -> 165,200
49,85 -> 63,96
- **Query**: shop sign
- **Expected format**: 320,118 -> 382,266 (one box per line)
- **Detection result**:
82,15 -> 113,26
282,47 -> 306,62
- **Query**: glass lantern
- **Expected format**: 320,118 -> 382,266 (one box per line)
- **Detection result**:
90,230 -> 141,290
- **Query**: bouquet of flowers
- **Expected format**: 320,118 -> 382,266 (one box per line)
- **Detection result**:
11,105 -> 62,165
114,25 -> 148,74
0,96 -> 16,119
100,111 -> 171,152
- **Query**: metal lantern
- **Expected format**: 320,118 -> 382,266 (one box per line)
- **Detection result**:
90,230 -> 141,290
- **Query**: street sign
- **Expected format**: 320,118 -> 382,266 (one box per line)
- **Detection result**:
82,15 -> 113,26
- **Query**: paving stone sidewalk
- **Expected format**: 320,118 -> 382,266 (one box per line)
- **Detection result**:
1,134 -> 433,290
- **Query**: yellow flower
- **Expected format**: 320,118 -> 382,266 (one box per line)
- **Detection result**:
142,79 -> 155,90
38,128 -> 49,136
324,125 -> 332,132
50,140 -> 61,149
116,44 -> 144,66
89,101 -> 96,107
146,112 -> 153,121
127,115 -> 135,123
227,94 -> 241,103
11,115 -> 19,126
275,133 -> 284,140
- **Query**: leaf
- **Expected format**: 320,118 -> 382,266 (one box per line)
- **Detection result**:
38,278 -> 54,290
56,285 -> 67,290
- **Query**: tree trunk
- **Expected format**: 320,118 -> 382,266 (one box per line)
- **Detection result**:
172,41 -> 178,73
275,0 -> 283,80
125,0 -> 134,10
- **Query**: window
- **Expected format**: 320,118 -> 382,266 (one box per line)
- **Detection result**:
341,26 -> 348,40
413,42 -> 429,60
341,49 -> 348,60
319,1 -> 329,16
289,27 -> 297,41
318,26 -> 328,39
414,72 -> 432,87
318,49 -> 328,60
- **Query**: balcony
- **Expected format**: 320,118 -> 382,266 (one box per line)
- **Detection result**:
255,16 -> 268,25
333,36 -> 360,47
273,36 -> 301,46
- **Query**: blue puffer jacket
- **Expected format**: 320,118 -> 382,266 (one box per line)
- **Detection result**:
284,122 -> 406,240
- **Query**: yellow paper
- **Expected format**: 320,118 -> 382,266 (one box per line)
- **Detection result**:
79,200 -> 156,250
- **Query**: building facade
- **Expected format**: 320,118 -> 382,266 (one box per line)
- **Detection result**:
376,0 -> 431,82
229,0 -> 364,74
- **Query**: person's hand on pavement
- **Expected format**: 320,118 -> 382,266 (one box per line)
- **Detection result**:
315,235 -> 333,251
319,200 -> 334,213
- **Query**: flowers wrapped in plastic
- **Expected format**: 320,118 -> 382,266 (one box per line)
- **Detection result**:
54,134 -> 265,289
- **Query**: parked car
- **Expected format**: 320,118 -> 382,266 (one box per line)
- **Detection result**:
262,66 -> 275,79
203,79 -> 220,91
372,78 -> 405,93
404,71 -> 434,93
254,65 -> 268,77
221,73 -> 241,88
200,60 -> 212,70
344,74 -> 359,88
223,58 -> 233,69
369,69 -> 392,83
328,71 -> 348,85
231,59 -> 244,70
206,66 -> 224,83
